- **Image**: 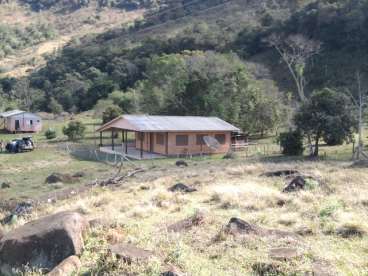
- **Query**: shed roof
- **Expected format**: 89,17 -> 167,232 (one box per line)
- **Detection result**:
0,110 -> 25,118
97,115 -> 240,132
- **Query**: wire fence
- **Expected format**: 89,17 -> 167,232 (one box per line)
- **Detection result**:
57,143 -> 136,167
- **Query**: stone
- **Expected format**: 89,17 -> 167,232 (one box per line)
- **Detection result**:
1,182 -> 10,189
283,176 -> 307,192
168,183 -> 197,193
45,173 -> 77,184
225,217 -> 298,239
167,211 -> 205,232
0,211 -> 89,274
161,265 -> 184,276
47,256 -> 81,276
262,170 -> 300,177
312,259 -> 336,276
108,243 -> 154,264
88,218 -> 112,229
175,160 -> 188,167
269,247 -> 300,261
295,226 -> 314,236
0,228 -> 3,240
72,172 -> 86,178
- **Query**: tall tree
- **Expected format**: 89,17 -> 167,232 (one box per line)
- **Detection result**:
267,34 -> 321,102
294,88 -> 357,157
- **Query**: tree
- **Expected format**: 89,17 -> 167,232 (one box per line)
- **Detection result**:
102,105 -> 122,124
62,121 -> 86,141
278,130 -> 304,156
49,97 -> 63,114
294,88 -> 357,156
267,34 -> 321,102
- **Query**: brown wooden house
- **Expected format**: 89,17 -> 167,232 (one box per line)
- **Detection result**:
96,115 -> 240,159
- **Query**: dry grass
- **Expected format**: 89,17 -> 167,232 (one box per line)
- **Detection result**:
2,159 -> 368,275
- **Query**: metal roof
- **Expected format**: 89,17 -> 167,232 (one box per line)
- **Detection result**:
0,110 -> 25,118
97,115 -> 240,132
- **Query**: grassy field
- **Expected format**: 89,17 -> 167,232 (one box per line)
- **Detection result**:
1,114 -> 368,275
1,158 -> 368,275
0,113 -> 366,203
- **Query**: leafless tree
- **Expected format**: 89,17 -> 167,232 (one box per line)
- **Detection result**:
348,70 -> 368,161
267,34 -> 321,102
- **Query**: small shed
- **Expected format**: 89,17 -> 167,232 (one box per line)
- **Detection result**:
96,115 -> 240,159
0,110 -> 42,133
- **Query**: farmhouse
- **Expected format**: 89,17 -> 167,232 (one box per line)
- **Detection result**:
97,115 -> 240,159
0,110 -> 42,133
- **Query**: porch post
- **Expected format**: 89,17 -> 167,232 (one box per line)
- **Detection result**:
140,132 -> 143,159
99,132 -> 103,147
125,131 -> 128,154
111,129 -> 115,151
165,132 -> 169,155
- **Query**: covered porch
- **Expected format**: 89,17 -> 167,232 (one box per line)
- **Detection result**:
98,128 -> 166,160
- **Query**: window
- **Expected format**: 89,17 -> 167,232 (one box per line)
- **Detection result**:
196,134 -> 205,145
30,120 -> 33,126
176,135 -> 188,146
215,134 -> 226,145
156,133 -> 165,145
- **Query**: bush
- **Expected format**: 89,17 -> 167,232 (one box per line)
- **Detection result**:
102,105 -> 122,124
278,130 -> 304,156
44,128 -> 57,139
62,121 -> 86,141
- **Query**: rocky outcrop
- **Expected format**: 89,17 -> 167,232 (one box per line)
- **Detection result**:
167,211 -> 205,232
168,183 -> 197,193
0,211 -> 89,274
225,217 -> 298,239
47,255 -> 81,276
269,247 -> 301,261
108,243 -> 154,264
45,173 -> 78,184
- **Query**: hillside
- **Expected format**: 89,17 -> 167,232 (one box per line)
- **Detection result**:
0,0 -> 144,78
1,0 -> 368,133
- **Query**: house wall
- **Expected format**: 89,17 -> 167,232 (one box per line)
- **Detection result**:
5,113 -> 42,132
135,131 -> 231,155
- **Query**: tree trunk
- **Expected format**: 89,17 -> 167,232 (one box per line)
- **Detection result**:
313,135 -> 320,157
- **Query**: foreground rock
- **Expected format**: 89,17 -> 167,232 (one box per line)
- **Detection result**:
269,247 -> 301,261
168,183 -> 197,193
0,211 -> 89,274
108,243 -> 154,264
167,211 -> 205,232
225,217 -> 298,239
47,256 -> 81,276
175,160 -> 188,167
45,173 -> 78,184
162,265 -> 184,276
283,176 -> 307,192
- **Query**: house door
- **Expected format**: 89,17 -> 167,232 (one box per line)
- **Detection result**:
15,120 -> 20,130
150,133 -> 154,152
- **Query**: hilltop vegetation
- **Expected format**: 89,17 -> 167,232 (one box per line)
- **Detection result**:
1,0 -> 368,134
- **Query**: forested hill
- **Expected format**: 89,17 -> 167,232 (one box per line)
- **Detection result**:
1,0 -> 368,134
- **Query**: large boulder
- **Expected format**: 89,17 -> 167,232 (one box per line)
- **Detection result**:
0,211 -> 89,274
47,256 -> 81,276
167,211 -> 205,232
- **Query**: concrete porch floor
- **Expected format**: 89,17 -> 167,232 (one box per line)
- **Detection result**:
99,145 -> 165,160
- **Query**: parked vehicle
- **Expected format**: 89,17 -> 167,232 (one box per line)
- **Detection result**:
5,137 -> 35,153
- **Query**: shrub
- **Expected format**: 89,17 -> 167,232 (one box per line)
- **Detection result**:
62,121 -> 86,141
44,128 -> 57,139
102,105 -> 122,124
278,130 -> 304,156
